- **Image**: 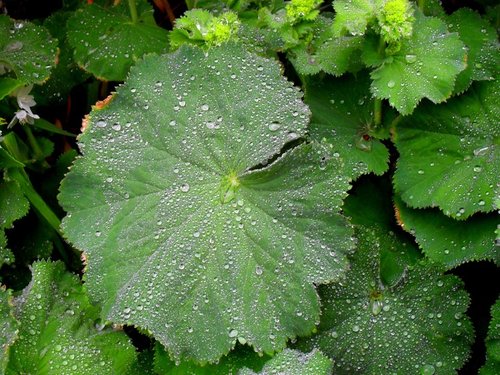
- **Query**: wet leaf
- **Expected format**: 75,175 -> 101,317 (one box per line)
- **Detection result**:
0,15 -> 58,84
6,261 -> 137,374
393,80 -> 499,219
59,44 -> 354,363
239,348 -> 332,375
0,287 -> 18,373
370,11 -> 466,115
332,0 -> 376,37
67,0 -> 169,81
304,71 -> 389,179
481,297 -> 500,374
395,196 -> 499,269
296,227 -> 473,374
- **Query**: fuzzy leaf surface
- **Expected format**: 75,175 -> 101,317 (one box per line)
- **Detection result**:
305,72 -> 389,179
6,261 -> 137,374
67,1 -> 169,81
370,12 -> 466,114
481,297 -> 500,374
395,196 -> 499,269
393,80 -> 499,219
296,227 -> 473,374
59,44 -> 354,363
332,0 -> 375,36
239,349 -> 333,375
0,15 -> 58,84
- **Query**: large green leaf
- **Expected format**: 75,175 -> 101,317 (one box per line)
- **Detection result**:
239,349 -> 333,375
393,80 -> 499,219
304,72 -> 390,180
59,44 -> 354,363
0,15 -> 58,84
296,227 -> 473,374
447,9 -> 499,95
481,297 -> 500,374
370,11 -> 466,114
0,287 -> 18,373
395,196 -> 499,269
6,261 -> 137,374
66,1 -> 169,81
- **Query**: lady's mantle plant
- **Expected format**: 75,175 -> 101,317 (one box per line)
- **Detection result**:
0,0 -> 498,374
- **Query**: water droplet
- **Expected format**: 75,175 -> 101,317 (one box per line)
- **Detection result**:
201,104 -> 209,111
112,123 -> 121,131
387,80 -> 396,88
96,119 -> 106,128
268,122 -> 281,131
255,266 -> 263,275
229,329 -> 238,338
169,120 -> 176,126
473,165 -> 482,172
352,325 -> 360,332
420,364 -> 435,375
180,183 -> 190,193
371,300 -> 383,315
405,54 -> 417,64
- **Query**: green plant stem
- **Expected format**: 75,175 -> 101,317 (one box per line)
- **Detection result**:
128,0 -> 139,23
23,125 -> 43,159
8,167 -> 62,236
374,98 -> 382,127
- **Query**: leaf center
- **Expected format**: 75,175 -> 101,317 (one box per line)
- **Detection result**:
220,171 -> 240,204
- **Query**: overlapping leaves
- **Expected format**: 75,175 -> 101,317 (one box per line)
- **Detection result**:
59,43 -> 354,363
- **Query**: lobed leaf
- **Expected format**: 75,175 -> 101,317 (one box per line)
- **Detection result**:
0,15 -> 58,84
370,11 -> 466,115
304,72 -> 390,180
59,43 -> 354,363
393,79 -> 499,219
239,348 -> 333,375
332,0 -> 376,37
296,227 -> 474,374
6,261 -> 137,374
66,1 -> 169,81
395,196 -> 499,269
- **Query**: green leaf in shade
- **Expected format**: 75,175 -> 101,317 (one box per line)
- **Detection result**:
154,342 -> 269,374
32,118 -> 76,137
296,227 -> 474,374
304,72 -> 390,180
0,179 -> 30,267
239,349 -> 333,375
126,349 -> 156,375
343,176 -> 421,285
0,15 -> 58,84
393,80 -> 499,220
66,1 -> 169,81
332,0 -> 376,37
58,43 -> 354,363
481,297 -> 500,374
0,78 -> 23,101
370,11 -> 466,115
6,261 -> 137,374
394,195 -> 499,269
289,16 -> 364,76
0,287 -> 18,373
33,10 -> 90,105
447,9 -> 499,94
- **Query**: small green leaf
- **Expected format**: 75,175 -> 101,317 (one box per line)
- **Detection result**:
0,78 -> 23,100
370,11 -> 466,114
0,287 -> 18,373
59,44 -> 354,363
67,1 -> 169,81
395,196 -> 499,269
332,0 -> 376,36
447,9 -> 499,94
240,349 -> 332,375
296,227 -> 474,374
154,342 -> 269,374
0,179 -> 30,231
393,80 -> 499,219
304,72 -> 390,179
6,261 -> 137,374
481,297 -> 500,374
0,15 -> 58,84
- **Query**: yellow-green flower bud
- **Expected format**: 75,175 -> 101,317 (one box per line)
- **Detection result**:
377,0 -> 414,48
